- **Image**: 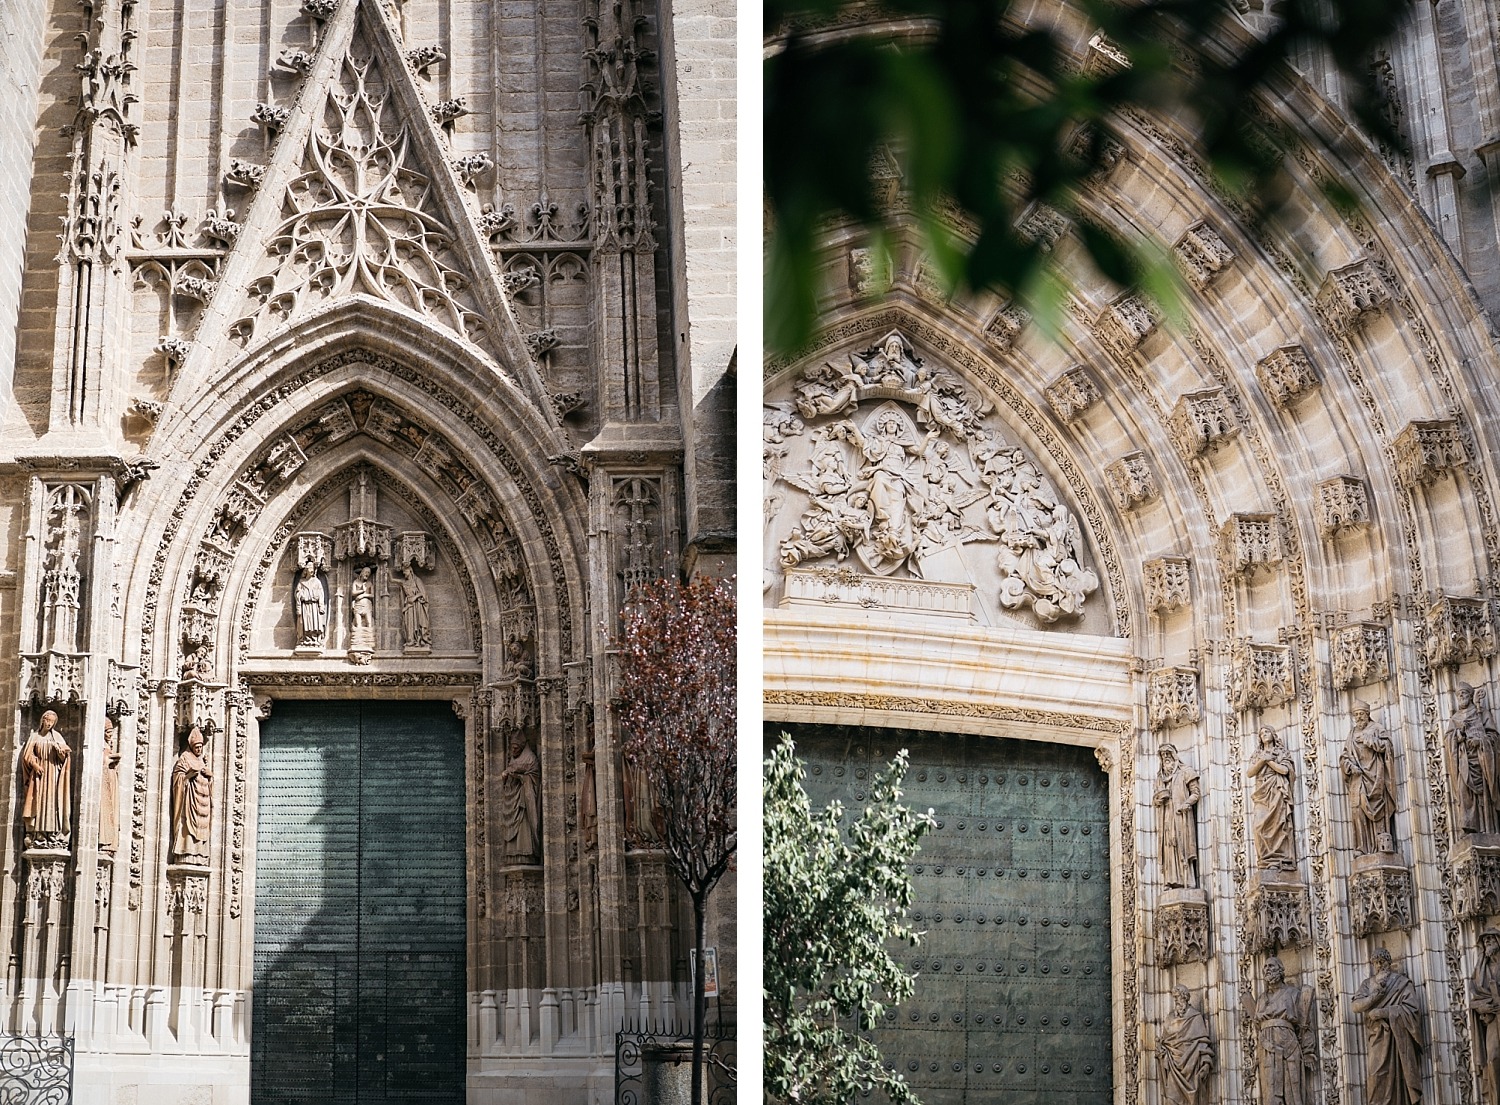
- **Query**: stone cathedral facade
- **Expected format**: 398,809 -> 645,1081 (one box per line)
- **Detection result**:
766,5 -> 1500,1105
0,0 -> 735,1100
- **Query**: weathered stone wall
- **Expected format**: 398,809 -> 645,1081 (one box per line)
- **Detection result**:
0,0 -> 46,413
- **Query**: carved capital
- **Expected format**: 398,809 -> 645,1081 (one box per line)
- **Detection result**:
1317,475 -> 1371,538
1228,640 -> 1294,710
1424,594 -> 1495,667
1143,557 -> 1191,615
1091,292 -> 1160,359
1220,513 -> 1282,579
1174,221 -> 1234,290
1349,856 -> 1413,935
1043,365 -> 1102,423
1148,666 -> 1201,730
1393,419 -> 1466,488
983,303 -> 1029,354
1155,890 -> 1210,965
1017,202 -> 1068,252
1245,874 -> 1311,953
1103,452 -> 1158,512
1331,622 -> 1391,688
1170,389 -> 1239,459
1317,259 -> 1391,333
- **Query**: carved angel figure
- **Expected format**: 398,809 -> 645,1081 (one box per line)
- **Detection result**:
1159,985 -> 1214,1105
21,710 -> 71,845
1341,701 -> 1398,854
498,735 -> 541,862
792,361 -> 862,420
778,428 -> 871,569
1253,957 -> 1315,1105
1448,682 -> 1500,836
170,727 -> 212,864
1248,726 -> 1297,871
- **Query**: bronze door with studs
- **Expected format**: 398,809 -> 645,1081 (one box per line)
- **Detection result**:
779,723 -> 1113,1105
252,701 -> 466,1105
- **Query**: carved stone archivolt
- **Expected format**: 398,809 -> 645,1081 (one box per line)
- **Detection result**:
767,329 -> 1101,627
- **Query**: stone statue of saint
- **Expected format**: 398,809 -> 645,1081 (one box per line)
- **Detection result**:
1449,682 -> 1500,836
1249,726 -> 1297,871
580,738 -> 597,839
398,564 -> 430,648
100,716 -> 120,853
295,561 -> 327,647
621,745 -> 660,845
21,710 -> 71,846
1341,701 -> 1398,855
1473,927 -> 1500,1105
1158,984 -> 1214,1105
498,734 -> 540,862
349,566 -> 375,652
1155,744 -> 1201,889
170,726 -> 212,864
1252,957 -> 1315,1105
1351,947 -> 1422,1105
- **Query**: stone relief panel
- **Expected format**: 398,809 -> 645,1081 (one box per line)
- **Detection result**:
765,329 -> 1107,632
250,468 -> 476,658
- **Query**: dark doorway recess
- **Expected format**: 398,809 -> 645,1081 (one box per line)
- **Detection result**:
774,722 -> 1113,1105
252,700 -> 466,1105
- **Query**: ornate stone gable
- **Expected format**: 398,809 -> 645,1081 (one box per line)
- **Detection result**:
765,329 -> 1103,628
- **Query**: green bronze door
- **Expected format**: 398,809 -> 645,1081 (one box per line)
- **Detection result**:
252,701 -> 466,1105
780,723 -> 1113,1105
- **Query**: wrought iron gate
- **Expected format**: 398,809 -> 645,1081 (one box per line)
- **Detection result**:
615,1020 -> 735,1105
781,723 -> 1113,1105
0,1034 -> 72,1104
252,701 -> 466,1105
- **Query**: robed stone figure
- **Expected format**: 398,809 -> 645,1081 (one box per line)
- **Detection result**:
21,710 -> 71,845
1473,927 -> 1500,1105
498,735 -> 540,862
100,716 -> 120,853
170,727 -> 212,864
1351,948 -> 1422,1105
1249,727 -> 1297,871
295,561 -> 327,647
398,564 -> 430,648
1155,744 -> 1201,889
1341,702 -> 1398,855
1253,957 -> 1315,1105
1158,984 -> 1214,1105
1449,683 -> 1500,836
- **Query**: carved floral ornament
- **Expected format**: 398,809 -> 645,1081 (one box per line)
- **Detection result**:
764,329 -> 1100,624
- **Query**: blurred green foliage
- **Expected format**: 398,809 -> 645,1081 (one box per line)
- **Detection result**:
765,0 -> 1412,351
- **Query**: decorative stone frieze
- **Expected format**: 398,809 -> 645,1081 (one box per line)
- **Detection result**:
1174,222 -> 1234,290
1148,666 -> 1201,729
983,303 -> 1029,354
1424,594 -> 1496,667
1245,872 -> 1311,953
1317,475 -> 1371,537
1144,556 -> 1191,613
1155,888 -> 1210,965
1393,419 -> 1466,488
1229,641 -> 1295,710
1316,259 -> 1391,332
1103,452 -> 1158,511
1043,365 -> 1102,423
781,566 -> 975,619
1451,836 -> 1500,920
1220,513 -> 1282,578
1349,854 -> 1413,936
1169,388 -> 1239,458
1255,345 -> 1319,407
1091,292 -> 1160,359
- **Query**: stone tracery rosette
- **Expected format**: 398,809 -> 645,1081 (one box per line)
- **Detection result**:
766,329 -> 1102,627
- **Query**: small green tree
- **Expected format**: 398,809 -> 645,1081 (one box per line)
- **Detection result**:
764,734 -> 936,1105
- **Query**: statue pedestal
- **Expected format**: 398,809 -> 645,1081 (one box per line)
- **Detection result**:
1349,852 -> 1413,935
1451,835 -> 1500,920
1246,870 -> 1311,953
165,863 -> 211,1047
1155,887 -> 1209,965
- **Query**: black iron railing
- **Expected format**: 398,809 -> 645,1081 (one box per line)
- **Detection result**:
0,1034 -> 73,1105
615,1019 -> 735,1105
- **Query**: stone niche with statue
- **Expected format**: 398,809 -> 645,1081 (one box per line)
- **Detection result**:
764,328 -> 1108,633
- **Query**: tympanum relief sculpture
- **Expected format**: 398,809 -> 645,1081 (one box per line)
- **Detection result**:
1351,948 -> 1423,1105
765,329 -> 1102,628
21,710 -> 71,850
